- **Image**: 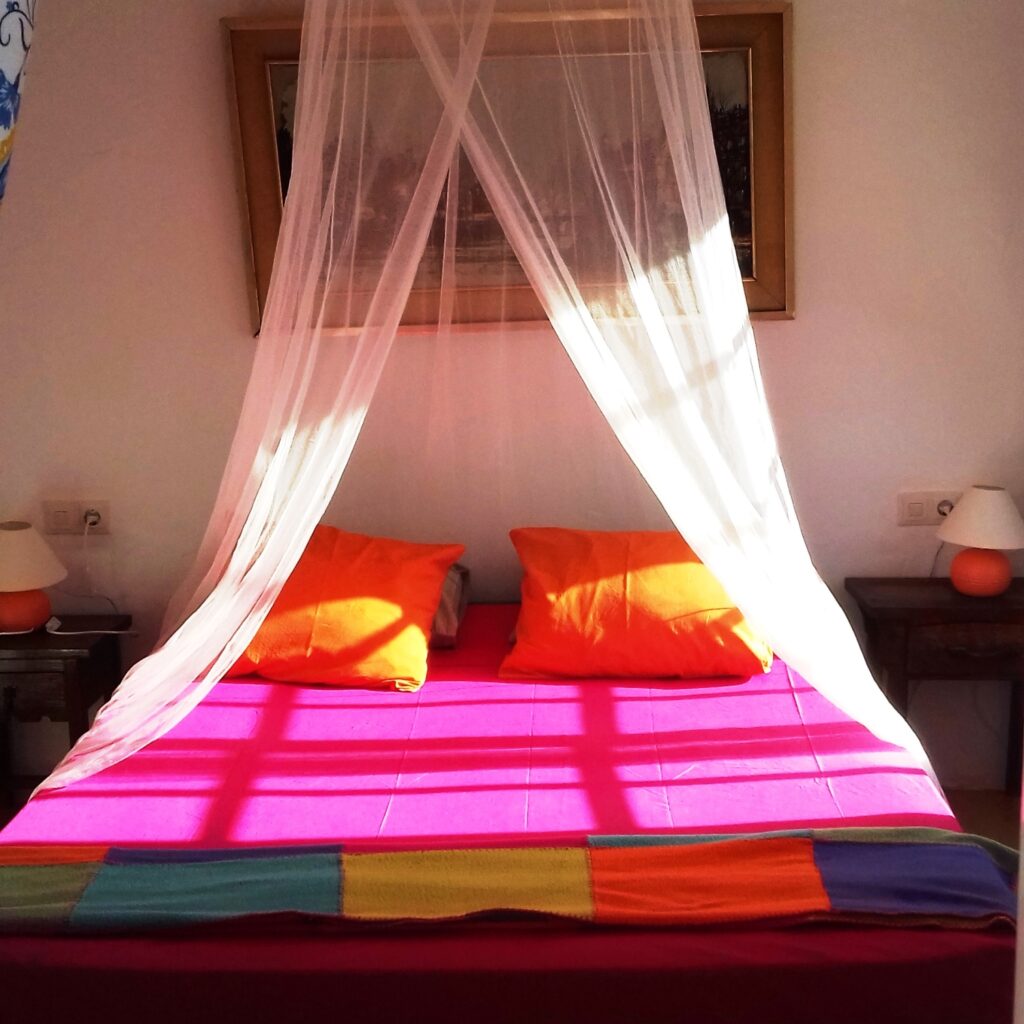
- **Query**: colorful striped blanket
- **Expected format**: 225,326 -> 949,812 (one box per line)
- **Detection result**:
0,827 -> 1015,933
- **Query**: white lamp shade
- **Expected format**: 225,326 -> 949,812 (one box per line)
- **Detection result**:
936,486 -> 1024,550
0,521 -> 68,591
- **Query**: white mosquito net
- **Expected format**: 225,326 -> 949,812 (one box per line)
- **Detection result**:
39,0 -> 933,791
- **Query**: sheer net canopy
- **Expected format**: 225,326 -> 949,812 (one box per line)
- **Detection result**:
40,0 -> 932,791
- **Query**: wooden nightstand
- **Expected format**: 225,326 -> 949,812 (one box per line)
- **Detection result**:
0,614 -> 131,799
845,578 -> 1024,792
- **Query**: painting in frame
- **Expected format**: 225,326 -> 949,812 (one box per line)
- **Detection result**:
225,3 -> 791,329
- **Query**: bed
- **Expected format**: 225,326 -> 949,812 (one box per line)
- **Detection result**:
0,604 -> 1015,1023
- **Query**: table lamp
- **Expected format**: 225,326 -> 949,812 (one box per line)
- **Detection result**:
936,485 -> 1024,596
0,521 -> 68,631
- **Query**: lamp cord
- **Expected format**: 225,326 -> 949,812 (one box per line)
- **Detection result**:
52,521 -> 121,614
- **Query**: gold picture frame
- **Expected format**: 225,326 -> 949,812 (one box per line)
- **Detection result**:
224,3 -> 791,330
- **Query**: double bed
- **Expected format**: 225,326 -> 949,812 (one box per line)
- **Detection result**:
0,604 -> 1015,1022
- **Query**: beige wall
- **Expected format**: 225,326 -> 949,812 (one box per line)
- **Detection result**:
1,0 -> 1021,784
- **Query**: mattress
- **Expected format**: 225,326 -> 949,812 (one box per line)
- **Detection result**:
0,604 -> 1012,1024
3,603 -> 956,847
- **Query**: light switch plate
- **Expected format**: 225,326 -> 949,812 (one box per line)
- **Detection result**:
42,500 -> 80,535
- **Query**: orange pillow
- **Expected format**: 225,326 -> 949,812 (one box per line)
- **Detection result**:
230,526 -> 464,690
500,527 -> 772,679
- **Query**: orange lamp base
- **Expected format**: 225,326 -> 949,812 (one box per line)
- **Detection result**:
0,589 -> 52,632
949,547 -> 1012,597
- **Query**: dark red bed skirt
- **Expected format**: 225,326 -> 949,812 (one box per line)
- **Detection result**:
1,923 -> 1013,1024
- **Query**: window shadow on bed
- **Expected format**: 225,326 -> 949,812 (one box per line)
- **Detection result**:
17,671 -> 944,848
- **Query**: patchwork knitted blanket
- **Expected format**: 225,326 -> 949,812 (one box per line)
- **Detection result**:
0,827 -> 1015,933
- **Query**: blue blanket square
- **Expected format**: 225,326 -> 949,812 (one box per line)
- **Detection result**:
812,841 -> 1016,919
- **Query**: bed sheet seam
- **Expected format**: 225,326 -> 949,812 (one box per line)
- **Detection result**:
784,662 -> 844,820
375,690 -> 423,839
649,683 -> 675,829
524,682 -> 537,831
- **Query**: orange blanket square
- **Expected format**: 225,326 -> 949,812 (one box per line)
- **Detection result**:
589,838 -> 830,925
0,845 -> 108,866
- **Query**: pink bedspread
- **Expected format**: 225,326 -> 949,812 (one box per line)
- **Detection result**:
1,604 -> 955,848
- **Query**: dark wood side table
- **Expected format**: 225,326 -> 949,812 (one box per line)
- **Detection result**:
0,614 -> 132,801
845,577 -> 1024,792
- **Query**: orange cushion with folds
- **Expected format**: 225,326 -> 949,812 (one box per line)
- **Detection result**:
500,527 -> 772,679
229,527 -> 464,691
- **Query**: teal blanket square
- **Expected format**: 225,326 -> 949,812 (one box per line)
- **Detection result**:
69,852 -> 341,929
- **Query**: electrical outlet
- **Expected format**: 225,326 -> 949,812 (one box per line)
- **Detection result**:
897,491 -> 960,527
81,500 -> 110,535
42,500 -> 111,535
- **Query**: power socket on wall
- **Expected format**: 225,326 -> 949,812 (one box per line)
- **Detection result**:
42,500 -> 111,535
896,491 -> 960,527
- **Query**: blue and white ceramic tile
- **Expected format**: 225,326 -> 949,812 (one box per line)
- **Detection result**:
0,0 -> 36,202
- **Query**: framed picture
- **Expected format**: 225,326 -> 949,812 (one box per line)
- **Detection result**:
225,3 -> 791,329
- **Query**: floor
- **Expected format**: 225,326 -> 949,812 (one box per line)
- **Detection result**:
945,789 -> 1020,848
